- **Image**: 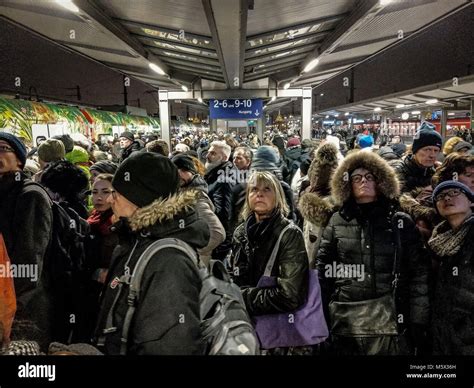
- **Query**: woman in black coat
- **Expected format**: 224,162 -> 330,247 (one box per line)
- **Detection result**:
316,151 -> 430,355
231,171 -> 309,353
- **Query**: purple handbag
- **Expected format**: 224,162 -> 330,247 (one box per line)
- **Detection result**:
253,224 -> 329,349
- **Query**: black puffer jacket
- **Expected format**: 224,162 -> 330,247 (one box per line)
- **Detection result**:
204,160 -> 234,260
119,141 -> 142,163
231,211 -> 309,316
430,218 -> 474,355
394,154 -> 436,193
317,151 -> 430,328
94,190 -> 210,355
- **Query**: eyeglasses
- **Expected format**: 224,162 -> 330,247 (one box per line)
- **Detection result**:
350,173 -> 376,183
0,145 -> 15,153
434,188 -> 463,202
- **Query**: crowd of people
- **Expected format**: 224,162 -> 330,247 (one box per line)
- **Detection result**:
0,121 -> 473,356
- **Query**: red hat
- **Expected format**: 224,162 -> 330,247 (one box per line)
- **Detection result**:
287,137 -> 301,148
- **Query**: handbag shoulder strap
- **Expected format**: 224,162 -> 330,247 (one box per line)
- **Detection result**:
263,223 -> 299,277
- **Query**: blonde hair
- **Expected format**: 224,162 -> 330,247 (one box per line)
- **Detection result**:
241,171 -> 289,220
443,136 -> 463,156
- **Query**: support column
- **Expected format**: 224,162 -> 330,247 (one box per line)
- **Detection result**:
302,87 -> 312,140
210,119 -> 217,133
440,108 -> 448,139
159,90 -> 171,149
256,117 -> 264,143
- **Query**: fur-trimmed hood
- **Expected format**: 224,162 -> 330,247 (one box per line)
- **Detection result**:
331,150 -> 400,206
307,142 -> 339,195
298,192 -> 335,227
128,189 -> 200,232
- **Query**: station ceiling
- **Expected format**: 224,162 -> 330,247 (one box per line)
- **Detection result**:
0,0 -> 472,117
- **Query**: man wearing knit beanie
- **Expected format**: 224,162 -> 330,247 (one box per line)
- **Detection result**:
394,122 -> 443,193
95,151 -> 209,355
118,131 -> 141,163
0,132 -> 27,175
0,133 -> 53,347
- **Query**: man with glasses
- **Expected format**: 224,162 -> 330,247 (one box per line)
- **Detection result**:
429,180 -> 474,355
0,132 -> 53,348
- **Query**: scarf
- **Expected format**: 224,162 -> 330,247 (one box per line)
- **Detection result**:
428,215 -> 474,257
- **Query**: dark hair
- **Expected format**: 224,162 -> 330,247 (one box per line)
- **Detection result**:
432,153 -> 474,186
146,140 -> 169,157
41,160 -> 89,202
234,146 -> 253,161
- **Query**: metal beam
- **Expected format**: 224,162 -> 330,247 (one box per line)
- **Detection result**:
246,31 -> 325,53
245,43 -> 315,61
160,57 -> 222,72
246,52 -> 309,68
147,47 -> 219,63
135,34 -> 217,55
246,60 -> 304,77
202,0 -> 247,89
73,0 -> 170,74
164,63 -> 223,78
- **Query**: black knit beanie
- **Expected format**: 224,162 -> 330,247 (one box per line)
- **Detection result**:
112,152 -> 179,208
172,154 -> 197,174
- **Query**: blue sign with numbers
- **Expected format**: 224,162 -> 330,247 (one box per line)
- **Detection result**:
209,99 -> 263,119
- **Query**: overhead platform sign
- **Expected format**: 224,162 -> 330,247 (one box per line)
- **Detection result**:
209,99 -> 263,119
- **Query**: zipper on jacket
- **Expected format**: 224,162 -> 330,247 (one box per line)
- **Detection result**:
368,222 -> 377,297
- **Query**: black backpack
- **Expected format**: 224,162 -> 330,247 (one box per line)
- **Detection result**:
119,238 -> 260,355
24,182 -> 90,343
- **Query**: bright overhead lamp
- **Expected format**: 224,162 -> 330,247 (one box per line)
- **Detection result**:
55,0 -> 80,12
411,110 -> 421,115
379,0 -> 394,5
374,107 -> 382,112
197,97 -> 203,103
426,99 -> 438,104
325,115 -> 329,119
448,112 -> 455,116
181,85 -> 188,92
303,58 -> 320,73
283,82 -> 291,90
271,96 -> 276,102
320,93 -> 324,96
334,113 -> 339,117
396,104 -> 405,108
149,62 -> 166,75
344,112 -> 350,116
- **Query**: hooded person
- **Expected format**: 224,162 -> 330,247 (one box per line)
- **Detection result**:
316,151 -> 430,355
33,138 -> 66,183
172,154 -> 225,267
94,152 -> 209,355
428,181 -> 474,355
298,143 -> 339,266
65,145 -> 92,180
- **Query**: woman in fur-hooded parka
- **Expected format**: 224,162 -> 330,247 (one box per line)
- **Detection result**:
298,143 -> 339,266
316,151 -> 430,355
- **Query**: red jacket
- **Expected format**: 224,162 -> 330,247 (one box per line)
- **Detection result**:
0,233 -> 16,345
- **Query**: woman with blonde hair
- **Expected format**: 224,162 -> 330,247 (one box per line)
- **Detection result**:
231,171 -> 312,353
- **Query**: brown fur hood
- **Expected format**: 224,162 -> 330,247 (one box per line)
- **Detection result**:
331,150 -> 400,206
308,142 -> 339,193
298,192 -> 335,227
128,189 -> 200,231
399,190 -> 438,224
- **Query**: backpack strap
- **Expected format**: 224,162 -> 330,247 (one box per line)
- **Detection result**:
391,212 -> 403,293
119,238 -> 198,355
263,222 -> 301,277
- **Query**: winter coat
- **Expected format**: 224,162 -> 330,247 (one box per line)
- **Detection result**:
231,211 -> 309,316
94,190 -> 209,355
182,175 -> 225,266
204,160 -> 234,260
298,143 -> 339,265
394,154 -> 436,193
316,152 -> 430,343
0,172 -> 53,347
119,141 -> 142,163
430,218 -> 474,355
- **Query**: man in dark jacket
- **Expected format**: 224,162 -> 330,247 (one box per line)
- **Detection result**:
94,152 -> 209,355
395,124 -> 442,193
118,131 -> 142,163
204,141 -> 234,260
0,132 -> 53,348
